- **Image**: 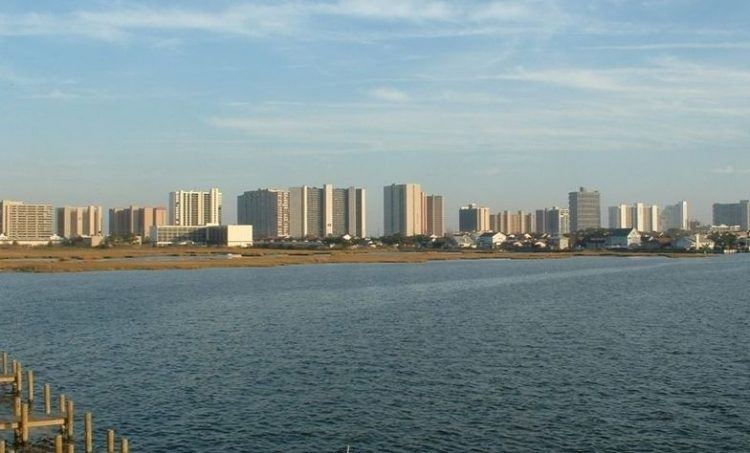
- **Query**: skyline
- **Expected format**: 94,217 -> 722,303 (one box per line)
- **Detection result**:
2,1 -> 750,233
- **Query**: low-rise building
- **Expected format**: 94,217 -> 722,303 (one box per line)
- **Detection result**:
476,232 -> 507,250
150,225 -> 253,247
673,234 -> 715,251
606,228 -> 641,249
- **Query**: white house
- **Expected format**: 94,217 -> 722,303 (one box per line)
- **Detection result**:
673,234 -> 715,251
476,232 -> 507,250
606,228 -> 641,249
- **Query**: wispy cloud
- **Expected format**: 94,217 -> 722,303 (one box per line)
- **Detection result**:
711,166 -> 750,175
0,1 -> 571,42
368,87 -> 410,102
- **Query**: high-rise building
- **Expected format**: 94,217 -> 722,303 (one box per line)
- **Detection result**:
383,183 -> 424,236
660,201 -> 689,231
459,204 -> 490,233
609,203 -> 659,232
290,185 -> 365,238
423,195 -> 444,236
56,206 -> 103,238
569,187 -> 601,232
493,210 -> 534,235
237,189 -> 290,239
535,207 -> 569,235
0,200 -> 54,242
168,188 -> 222,226
109,206 -> 167,237
712,200 -> 750,229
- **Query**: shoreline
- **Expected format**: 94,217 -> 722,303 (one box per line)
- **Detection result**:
0,247 -> 713,274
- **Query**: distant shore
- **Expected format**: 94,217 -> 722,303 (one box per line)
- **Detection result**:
0,246 -> 713,274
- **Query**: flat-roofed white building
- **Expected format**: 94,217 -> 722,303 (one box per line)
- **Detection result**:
0,200 -> 55,244
150,225 -> 252,247
169,188 -> 222,226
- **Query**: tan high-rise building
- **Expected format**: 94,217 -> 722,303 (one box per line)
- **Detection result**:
169,188 -> 222,226
290,184 -> 365,238
383,183 -> 424,236
459,204 -> 491,233
56,206 -> 103,238
0,200 -> 54,242
237,189 -> 290,239
109,206 -> 167,237
494,210 -> 534,234
423,195 -> 444,236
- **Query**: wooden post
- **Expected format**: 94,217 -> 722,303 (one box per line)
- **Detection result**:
55,435 -> 63,453
66,400 -> 75,440
13,364 -> 22,396
120,437 -> 129,453
27,369 -> 34,402
13,395 -> 21,417
84,412 -> 93,453
0,439 -> 5,453
1,352 -> 7,375
107,430 -> 115,453
67,443 -> 75,453
60,394 -> 67,414
21,403 -> 29,444
44,383 -> 52,415
12,360 -> 17,375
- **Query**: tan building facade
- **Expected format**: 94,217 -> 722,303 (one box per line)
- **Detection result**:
0,200 -> 54,242
423,195 -> 444,236
109,206 -> 167,237
56,205 -> 103,238
169,188 -> 222,226
383,183 -> 424,236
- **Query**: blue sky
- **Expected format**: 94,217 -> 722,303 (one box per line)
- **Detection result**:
1,0 -> 749,233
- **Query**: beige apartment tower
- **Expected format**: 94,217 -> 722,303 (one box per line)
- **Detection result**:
383,183 -> 424,236
109,206 -> 167,237
0,200 -> 54,242
56,206 -> 103,238
423,195 -> 444,236
169,188 -> 222,226
237,189 -> 291,239
289,184 -> 366,238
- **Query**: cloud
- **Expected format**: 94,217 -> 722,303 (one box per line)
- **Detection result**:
711,166 -> 750,175
0,1 -> 569,42
368,87 -> 410,102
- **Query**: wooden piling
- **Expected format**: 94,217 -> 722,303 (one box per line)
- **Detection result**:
27,369 -> 34,402
84,412 -> 93,453
44,383 -> 52,415
0,438 -> 5,453
54,435 -> 63,453
13,395 -> 21,417
1,352 -> 7,375
120,437 -> 129,453
67,443 -> 75,453
11,360 -> 17,375
20,403 -> 29,444
60,394 -> 67,415
13,364 -> 22,396
65,400 -> 74,440
107,429 -> 115,453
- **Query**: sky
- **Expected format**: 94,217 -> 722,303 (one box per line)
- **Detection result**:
1,0 -> 749,234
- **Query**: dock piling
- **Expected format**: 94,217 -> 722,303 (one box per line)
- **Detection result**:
120,437 -> 129,453
84,412 -> 93,453
106,429 -> 115,453
44,383 -> 51,415
55,434 -> 63,453
27,369 -> 34,403
65,400 -> 74,440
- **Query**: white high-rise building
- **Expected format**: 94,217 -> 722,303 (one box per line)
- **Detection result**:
609,203 -> 659,232
661,201 -> 689,231
169,188 -> 222,226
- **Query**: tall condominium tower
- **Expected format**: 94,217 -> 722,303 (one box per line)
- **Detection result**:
56,206 -> 103,238
423,195 -> 444,236
660,201 -> 689,231
109,206 -> 167,237
712,200 -> 750,229
169,188 -> 222,226
383,183 -> 424,236
237,189 -> 290,239
535,207 -> 570,235
608,203 -> 660,232
493,210 -> 534,235
569,187 -> 601,232
0,200 -> 54,242
459,204 -> 491,233
290,185 -> 365,238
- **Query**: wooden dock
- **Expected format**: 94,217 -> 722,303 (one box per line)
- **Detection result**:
0,351 -> 129,452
